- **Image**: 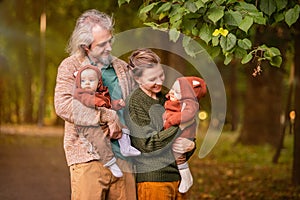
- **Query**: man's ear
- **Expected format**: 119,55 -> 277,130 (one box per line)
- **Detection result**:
80,44 -> 89,52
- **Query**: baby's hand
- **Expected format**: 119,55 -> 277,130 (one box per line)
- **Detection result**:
111,99 -> 125,110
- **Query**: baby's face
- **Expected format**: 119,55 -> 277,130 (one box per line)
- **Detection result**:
169,80 -> 181,101
80,69 -> 99,91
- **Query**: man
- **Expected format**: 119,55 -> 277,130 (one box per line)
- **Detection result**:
54,9 -> 136,200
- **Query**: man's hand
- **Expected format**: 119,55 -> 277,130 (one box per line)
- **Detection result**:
108,117 -> 123,139
109,128 -> 122,139
172,137 -> 195,154
111,99 -> 125,111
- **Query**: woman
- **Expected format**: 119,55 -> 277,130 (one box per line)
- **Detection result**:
124,48 -> 195,200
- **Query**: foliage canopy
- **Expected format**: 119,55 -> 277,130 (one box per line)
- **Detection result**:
119,0 -> 300,67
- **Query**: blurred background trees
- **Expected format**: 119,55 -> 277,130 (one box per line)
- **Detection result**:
0,0 -> 299,185
0,0 -> 142,125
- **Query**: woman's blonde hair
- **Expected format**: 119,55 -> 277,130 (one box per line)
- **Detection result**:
129,48 -> 161,77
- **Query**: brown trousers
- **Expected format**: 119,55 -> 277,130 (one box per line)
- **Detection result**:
137,181 -> 188,200
70,159 -> 136,200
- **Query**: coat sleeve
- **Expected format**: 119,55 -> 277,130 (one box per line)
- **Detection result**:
164,99 -> 198,128
179,99 -> 199,123
163,101 -> 182,128
54,59 -> 101,126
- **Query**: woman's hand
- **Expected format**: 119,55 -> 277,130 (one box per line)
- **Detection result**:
172,137 -> 195,154
99,107 -> 122,139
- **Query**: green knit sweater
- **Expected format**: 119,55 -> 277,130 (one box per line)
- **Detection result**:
124,88 -> 181,183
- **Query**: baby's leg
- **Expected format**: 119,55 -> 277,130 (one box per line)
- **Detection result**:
83,127 -> 123,177
118,128 -> 141,157
175,153 -> 193,193
103,157 -> 123,178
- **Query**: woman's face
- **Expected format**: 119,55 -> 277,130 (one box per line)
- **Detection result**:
135,64 -> 165,98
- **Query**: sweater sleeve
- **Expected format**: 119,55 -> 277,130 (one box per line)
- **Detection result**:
54,59 -> 101,126
125,95 -> 181,153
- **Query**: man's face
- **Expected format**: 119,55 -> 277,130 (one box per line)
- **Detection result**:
88,25 -> 113,66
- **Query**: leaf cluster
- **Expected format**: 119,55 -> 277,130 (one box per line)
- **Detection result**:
119,0 -> 300,67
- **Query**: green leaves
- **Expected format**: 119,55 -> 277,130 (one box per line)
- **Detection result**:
263,46 -> 282,67
139,2 -> 159,21
224,11 -> 242,26
270,55 -> 282,67
120,0 -> 291,68
182,35 -> 197,57
239,16 -> 254,33
170,6 -> 184,29
118,0 -> 130,6
199,24 -> 214,44
207,6 -> 225,24
238,39 -> 252,50
184,0 -> 204,13
156,2 -> 172,14
285,4 -> 300,27
240,44 -> 282,67
224,54 -> 233,65
243,45 -> 282,67
259,0 -> 276,16
241,53 -> 253,64
140,2 -> 158,15
235,2 -> 266,25
169,28 -> 180,42
274,0 -> 288,12
220,33 -> 236,51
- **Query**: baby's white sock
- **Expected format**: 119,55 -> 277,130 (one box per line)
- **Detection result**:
178,162 -> 193,193
119,129 -> 141,157
108,163 -> 123,178
104,157 -> 123,178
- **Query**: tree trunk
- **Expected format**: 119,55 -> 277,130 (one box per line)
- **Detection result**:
292,20 -> 300,186
272,75 -> 294,163
238,65 -> 283,146
230,62 -> 239,131
0,74 -> 2,129
0,55 -> 6,125
38,9 -> 47,127
237,25 -> 289,146
21,46 -> 33,124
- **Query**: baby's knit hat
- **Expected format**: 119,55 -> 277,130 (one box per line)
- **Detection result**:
75,65 -> 102,90
177,76 -> 207,100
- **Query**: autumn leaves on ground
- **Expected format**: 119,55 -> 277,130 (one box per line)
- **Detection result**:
0,125 -> 299,200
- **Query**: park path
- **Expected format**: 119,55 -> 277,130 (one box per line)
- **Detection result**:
0,125 -> 64,136
0,125 -> 70,200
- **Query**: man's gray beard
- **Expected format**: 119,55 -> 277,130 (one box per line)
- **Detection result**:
98,55 -> 113,66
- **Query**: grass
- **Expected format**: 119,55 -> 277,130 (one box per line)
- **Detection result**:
0,125 -> 299,199
188,131 -> 300,200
